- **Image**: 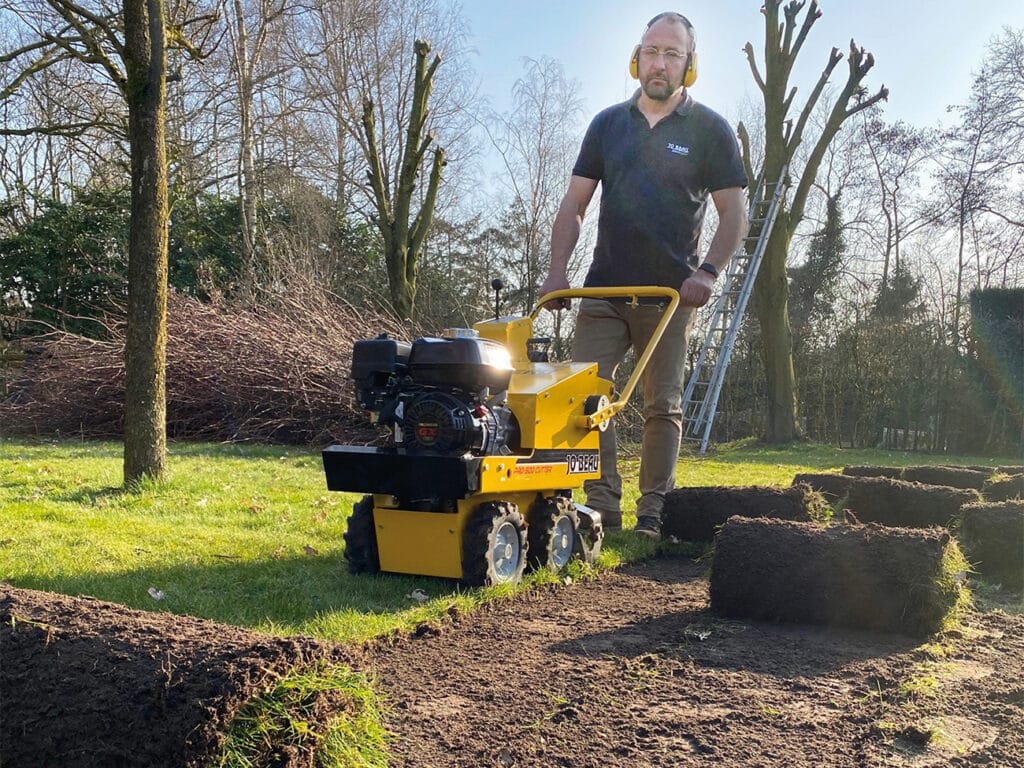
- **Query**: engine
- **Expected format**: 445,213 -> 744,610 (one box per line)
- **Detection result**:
351,330 -> 518,456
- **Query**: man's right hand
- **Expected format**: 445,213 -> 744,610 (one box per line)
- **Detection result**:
538,273 -> 572,311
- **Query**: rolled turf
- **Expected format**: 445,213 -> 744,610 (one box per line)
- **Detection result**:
660,485 -> 825,542
901,465 -> 991,490
709,517 -> 968,637
0,586 -> 361,768
791,473 -> 853,504
959,500 -> 1024,590
842,465 -> 904,479
983,473 -> 1024,502
845,476 -> 981,528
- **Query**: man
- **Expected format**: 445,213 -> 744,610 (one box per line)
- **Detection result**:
538,11 -> 748,539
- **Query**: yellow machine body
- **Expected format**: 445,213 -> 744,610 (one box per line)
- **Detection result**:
324,287 -> 681,582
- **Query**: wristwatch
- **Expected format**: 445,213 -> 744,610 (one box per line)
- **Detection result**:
697,262 -> 719,279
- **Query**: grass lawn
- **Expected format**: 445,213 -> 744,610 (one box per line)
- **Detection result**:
0,436 -> 1008,644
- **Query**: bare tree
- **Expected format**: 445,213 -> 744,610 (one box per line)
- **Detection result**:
482,57 -> 585,312
738,0 -> 887,442
861,117 -> 936,286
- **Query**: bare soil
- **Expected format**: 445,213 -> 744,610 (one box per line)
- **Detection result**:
3,556 -> 1023,767
368,556 -> 1024,768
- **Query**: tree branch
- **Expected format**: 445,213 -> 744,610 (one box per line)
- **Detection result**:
743,41 -> 766,93
789,0 -> 821,62
408,146 -> 446,273
787,46 -> 843,159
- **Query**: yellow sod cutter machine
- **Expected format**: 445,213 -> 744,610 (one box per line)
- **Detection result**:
322,285 -> 680,586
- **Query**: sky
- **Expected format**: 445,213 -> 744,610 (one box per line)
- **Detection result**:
462,0 -> 1024,130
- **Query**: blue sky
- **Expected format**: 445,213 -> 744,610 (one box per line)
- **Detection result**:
463,0 -> 1024,129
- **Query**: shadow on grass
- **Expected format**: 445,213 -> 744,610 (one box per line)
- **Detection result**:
9,553 -> 461,638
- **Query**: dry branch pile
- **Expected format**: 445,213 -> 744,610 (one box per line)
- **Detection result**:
0,585 -> 356,767
0,293 -> 405,444
709,517 -> 966,636
959,500 -> 1024,590
844,476 -> 981,528
660,485 -> 826,542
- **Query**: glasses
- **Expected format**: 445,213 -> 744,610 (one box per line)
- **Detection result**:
639,46 -> 688,65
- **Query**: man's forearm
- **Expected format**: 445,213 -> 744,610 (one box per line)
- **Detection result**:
703,204 -> 748,272
548,202 -> 582,278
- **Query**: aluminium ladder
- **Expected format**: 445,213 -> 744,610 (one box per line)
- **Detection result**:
681,166 -> 789,454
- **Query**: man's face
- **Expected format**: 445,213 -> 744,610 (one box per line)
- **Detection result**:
637,19 -> 692,101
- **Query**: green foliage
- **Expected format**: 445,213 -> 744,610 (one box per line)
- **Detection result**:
963,287 -> 1024,455
0,188 -> 130,336
168,194 -> 243,298
873,262 -> 926,320
790,191 -> 846,346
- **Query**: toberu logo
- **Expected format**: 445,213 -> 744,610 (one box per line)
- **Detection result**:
667,143 -> 690,156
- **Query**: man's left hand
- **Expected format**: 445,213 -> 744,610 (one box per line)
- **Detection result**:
679,270 -> 716,307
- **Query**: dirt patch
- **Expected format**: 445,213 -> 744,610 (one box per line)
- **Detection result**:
367,556 -> 1024,767
0,586 -> 353,767
4,557 -> 1023,768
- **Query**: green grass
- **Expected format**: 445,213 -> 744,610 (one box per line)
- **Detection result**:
0,436 -> 1008,642
212,662 -> 390,768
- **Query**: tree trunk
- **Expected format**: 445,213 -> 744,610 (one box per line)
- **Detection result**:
754,222 -> 799,442
122,0 -> 168,484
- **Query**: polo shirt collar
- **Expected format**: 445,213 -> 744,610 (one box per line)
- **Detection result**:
627,88 -> 695,116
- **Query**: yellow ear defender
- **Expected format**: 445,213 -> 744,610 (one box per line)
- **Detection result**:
629,45 -> 698,87
630,12 -> 698,87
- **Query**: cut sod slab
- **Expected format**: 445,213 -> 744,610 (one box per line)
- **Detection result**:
0,586 -> 378,768
791,473 -> 853,504
845,476 -> 981,528
901,465 -> 991,490
983,473 -> 1024,502
842,465 -> 904,479
660,485 -> 826,542
709,517 -> 969,637
959,501 -> 1024,590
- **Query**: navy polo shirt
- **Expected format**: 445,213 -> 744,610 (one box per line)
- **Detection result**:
573,92 -> 747,289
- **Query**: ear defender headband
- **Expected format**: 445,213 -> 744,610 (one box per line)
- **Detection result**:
629,11 -> 698,87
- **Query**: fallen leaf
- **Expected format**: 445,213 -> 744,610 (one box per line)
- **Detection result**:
147,587 -> 165,601
406,589 -> 429,603
303,544 -> 319,556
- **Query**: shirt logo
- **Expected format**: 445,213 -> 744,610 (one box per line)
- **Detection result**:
667,143 -> 690,156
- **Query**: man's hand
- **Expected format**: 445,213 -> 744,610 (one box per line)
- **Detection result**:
679,269 -> 716,307
538,273 -> 572,311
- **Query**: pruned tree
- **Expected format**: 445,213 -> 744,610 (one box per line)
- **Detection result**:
361,37 -> 445,320
0,0 -> 212,484
738,0 -> 888,442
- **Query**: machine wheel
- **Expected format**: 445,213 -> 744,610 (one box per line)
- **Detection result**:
461,501 -> 527,587
343,495 -> 380,574
528,496 -> 581,571
574,503 -> 604,564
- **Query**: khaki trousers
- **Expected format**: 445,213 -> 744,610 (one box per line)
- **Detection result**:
571,298 -> 695,520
